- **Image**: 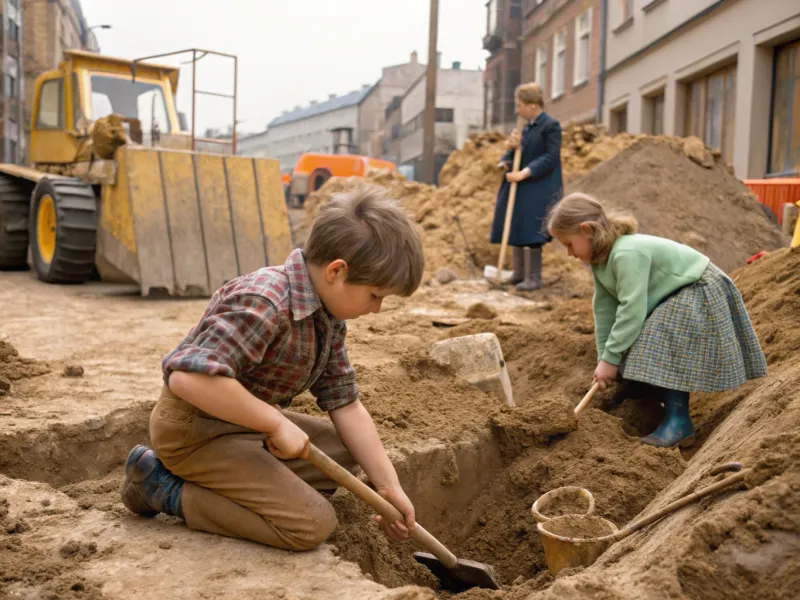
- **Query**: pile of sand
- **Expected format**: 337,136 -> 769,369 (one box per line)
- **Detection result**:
560,124 -> 641,180
0,340 -> 49,396
301,134 -> 784,284
567,138 -> 788,273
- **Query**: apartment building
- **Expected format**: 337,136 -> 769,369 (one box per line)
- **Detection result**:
357,51 -> 426,157
240,86 -> 370,173
602,0 -> 800,178
520,0 -> 602,125
483,0 -> 523,132
6,0 -> 99,164
393,65 -> 484,183
1,0 -> 24,163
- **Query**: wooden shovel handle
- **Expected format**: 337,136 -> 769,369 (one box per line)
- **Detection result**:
610,467 -> 750,542
574,382 -> 601,415
305,443 -> 458,569
496,118 -> 526,279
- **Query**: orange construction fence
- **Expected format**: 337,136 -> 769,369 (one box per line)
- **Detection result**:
742,178 -> 800,226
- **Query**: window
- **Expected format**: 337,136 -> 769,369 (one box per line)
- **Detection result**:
510,0 -> 522,18
436,108 -> 455,123
685,65 -> 736,162
769,40 -> 800,175
4,73 -> 16,97
89,75 -> 171,145
610,105 -> 628,133
536,43 -> 548,97
37,78 -> 63,129
622,0 -> 634,21
644,92 -> 665,135
574,9 -> 592,86
8,20 -> 19,41
552,31 -> 566,98
487,0 -> 498,35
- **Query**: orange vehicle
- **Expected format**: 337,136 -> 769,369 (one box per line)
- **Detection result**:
288,153 -> 396,207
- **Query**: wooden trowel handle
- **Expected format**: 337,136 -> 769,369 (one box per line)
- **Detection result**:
574,382 -> 601,415
305,443 -> 459,569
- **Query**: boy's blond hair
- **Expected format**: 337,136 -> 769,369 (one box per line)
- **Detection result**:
304,183 -> 425,296
516,82 -> 544,108
547,193 -> 637,263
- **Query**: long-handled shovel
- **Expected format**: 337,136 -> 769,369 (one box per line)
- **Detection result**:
305,443 -> 501,593
488,117 -> 526,285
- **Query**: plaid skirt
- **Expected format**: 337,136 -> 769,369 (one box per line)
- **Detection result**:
619,263 -> 767,392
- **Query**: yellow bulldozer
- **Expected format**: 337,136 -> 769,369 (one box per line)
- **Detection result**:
0,49 -> 293,296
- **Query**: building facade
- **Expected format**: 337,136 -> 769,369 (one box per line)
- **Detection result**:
1,0 -> 25,163
357,51 -> 426,158
396,66 -> 484,183
483,0 -> 523,132
9,0 -> 99,164
602,0 -> 800,178
521,0 -> 602,126
240,86 -> 370,172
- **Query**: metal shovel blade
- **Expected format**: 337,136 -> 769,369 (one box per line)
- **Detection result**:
413,551 -> 502,593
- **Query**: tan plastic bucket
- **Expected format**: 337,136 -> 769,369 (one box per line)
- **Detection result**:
531,486 -> 595,523
536,514 -> 619,576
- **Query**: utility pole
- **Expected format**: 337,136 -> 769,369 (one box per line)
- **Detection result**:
421,0 -> 438,185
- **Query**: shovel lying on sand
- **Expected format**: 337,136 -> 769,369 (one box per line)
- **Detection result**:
536,462 -> 749,575
305,443 -> 501,593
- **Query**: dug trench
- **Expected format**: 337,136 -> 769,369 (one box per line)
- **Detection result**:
0,305 -> 695,598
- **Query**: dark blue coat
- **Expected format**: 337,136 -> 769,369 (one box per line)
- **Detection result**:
490,112 -> 563,247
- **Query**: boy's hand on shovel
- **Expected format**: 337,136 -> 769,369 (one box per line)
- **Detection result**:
373,484 -> 416,542
266,418 -> 310,460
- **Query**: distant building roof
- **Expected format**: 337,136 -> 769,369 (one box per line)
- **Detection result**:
268,87 -> 370,128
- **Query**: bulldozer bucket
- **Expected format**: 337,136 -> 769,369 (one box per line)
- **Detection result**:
97,146 -> 294,297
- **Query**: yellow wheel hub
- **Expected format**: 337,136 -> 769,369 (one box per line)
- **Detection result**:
37,194 -> 56,264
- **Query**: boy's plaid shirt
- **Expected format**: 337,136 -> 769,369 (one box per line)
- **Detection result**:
162,249 -> 358,412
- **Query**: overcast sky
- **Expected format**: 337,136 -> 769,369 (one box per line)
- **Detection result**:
79,1 -> 488,135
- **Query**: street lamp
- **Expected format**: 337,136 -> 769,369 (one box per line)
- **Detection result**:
83,24 -> 111,50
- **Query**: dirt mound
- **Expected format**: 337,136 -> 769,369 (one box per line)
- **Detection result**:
0,340 -> 49,394
290,350 -> 500,447
567,138 -> 788,273
525,353 -> 800,600
299,132 -> 780,290
732,246 -> 800,367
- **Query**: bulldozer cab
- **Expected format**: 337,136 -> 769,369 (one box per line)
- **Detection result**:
30,50 -> 186,165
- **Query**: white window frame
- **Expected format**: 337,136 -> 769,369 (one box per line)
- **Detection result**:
573,8 -> 592,86
535,43 -> 548,97
552,30 -> 566,98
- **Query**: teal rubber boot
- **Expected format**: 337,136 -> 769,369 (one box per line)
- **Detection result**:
640,391 -> 694,448
121,445 -> 185,519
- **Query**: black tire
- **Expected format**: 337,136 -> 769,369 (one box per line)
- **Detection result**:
310,168 -> 331,193
29,178 -> 97,284
0,175 -> 32,270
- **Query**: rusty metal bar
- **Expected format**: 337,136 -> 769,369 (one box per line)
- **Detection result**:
233,55 -> 238,155
191,49 -> 197,152
195,90 -> 235,99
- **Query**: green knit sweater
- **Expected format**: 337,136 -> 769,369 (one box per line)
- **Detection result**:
591,234 -> 710,365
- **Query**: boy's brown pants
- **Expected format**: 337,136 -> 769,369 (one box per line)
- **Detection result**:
150,386 -> 358,551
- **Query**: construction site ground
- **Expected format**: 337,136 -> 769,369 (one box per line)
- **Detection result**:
2,131 -> 799,599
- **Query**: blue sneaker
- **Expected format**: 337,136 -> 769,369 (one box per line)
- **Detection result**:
640,390 -> 695,448
121,445 -> 185,519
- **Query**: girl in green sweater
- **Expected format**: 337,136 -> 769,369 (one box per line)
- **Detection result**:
547,193 -> 767,448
